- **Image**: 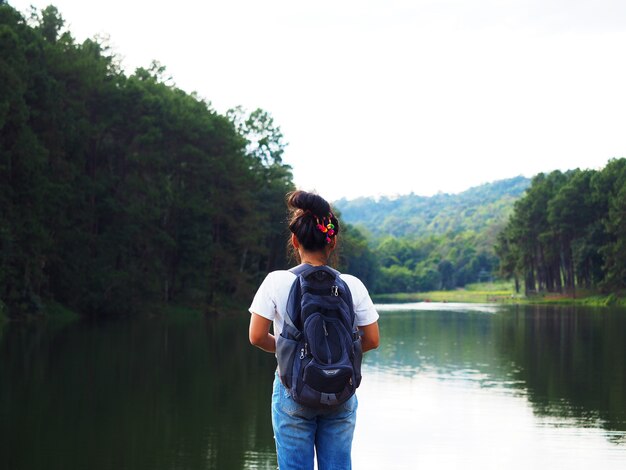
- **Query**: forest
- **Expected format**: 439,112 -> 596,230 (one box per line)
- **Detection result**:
0,3 -> 380,319
338,162 -> 626,298
0,4 -> 297,318
496,160 -> 626,296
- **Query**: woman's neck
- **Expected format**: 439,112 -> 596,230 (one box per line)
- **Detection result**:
299,251 -> 328,267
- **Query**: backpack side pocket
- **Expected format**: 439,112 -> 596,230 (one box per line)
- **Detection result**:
276,323 -> 301,389
352,334 -> 363,388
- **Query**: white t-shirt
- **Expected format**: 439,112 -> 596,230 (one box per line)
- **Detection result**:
249,266 -> 379,339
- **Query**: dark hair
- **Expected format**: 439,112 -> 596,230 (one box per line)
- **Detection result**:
287,190 -> 340,252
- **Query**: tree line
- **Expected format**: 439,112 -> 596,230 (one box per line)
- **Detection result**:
340,162 -> 626,297
496,159 -> 626,295
3,4 -> 623,318
0,4 -> 294,318
337,229 -> 498,294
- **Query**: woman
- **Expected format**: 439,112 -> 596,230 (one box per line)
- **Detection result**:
249,190 -> 380,470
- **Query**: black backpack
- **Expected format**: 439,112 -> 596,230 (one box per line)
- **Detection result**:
276,264 -> 363,408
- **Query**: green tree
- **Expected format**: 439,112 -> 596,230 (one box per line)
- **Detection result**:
438,260 -> 454,290
226,106 -> 294,279
337,223 -> 378,288
547,170 -> 597,292
595,159 -> 626,290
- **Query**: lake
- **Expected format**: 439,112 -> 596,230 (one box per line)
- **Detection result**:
1,304 -> 625,469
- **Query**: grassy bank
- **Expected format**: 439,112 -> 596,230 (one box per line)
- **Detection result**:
372,282 -> 626,307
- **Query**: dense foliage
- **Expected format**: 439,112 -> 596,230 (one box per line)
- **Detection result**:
335,177 -> 530,293
0,4 -> 294,317
4,3 -> 622,313
496,159 -> 626,295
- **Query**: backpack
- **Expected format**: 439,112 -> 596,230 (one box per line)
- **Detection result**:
276,264 -> 363,408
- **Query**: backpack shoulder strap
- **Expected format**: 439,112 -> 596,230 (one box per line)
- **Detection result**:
290,264 -> 342,278
289,263 -> 317,277
283,264 -> 315,332
323,265 -> 341,277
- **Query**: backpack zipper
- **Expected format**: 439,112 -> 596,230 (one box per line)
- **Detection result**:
323,320 -> 332,364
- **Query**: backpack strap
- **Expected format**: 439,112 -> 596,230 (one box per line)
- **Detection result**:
283,264 -> 316,332
289,264 -> 341,277
289,263 -> 318,277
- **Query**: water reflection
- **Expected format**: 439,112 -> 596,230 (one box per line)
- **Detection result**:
355,369 -> 626,470
495,306 -> 626,437
1,305 -> 626,469
355,304 -> 626,468
0,316 -> 278,470
376,301 -> 500,314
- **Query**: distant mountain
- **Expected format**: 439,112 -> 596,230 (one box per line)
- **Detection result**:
335,176 -> 531,242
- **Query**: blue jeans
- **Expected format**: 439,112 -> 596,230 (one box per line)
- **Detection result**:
271,374 -> 358,470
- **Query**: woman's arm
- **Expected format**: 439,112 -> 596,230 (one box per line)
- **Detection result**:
249,312 -> 276,353
359,321 -> 380,352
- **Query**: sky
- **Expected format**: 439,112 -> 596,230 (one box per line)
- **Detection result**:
9,0 -> 626,201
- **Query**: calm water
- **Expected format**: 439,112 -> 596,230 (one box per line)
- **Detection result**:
1,304 -> 626,469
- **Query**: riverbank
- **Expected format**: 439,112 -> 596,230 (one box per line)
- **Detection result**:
4,283 -> 624,324
0,295 -> 244,323
372,282 -> 626,307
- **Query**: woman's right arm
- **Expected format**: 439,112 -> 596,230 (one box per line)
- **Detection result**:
359,321 -> 380,352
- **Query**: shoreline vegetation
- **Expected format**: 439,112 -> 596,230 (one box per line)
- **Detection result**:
2,282 -> 624,327
372,282 -> 626,307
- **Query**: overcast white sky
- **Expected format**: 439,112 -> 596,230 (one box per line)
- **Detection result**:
9,0 -> 626,200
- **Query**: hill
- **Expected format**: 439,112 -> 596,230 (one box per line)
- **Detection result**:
336,176 -> 530,240
333,177 -> 531,293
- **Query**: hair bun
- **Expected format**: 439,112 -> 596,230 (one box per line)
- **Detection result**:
287,190 -> 330,217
